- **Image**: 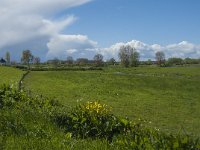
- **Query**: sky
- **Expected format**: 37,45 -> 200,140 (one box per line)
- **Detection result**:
0,0 -> 200,61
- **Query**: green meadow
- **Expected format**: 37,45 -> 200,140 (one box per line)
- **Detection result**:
1,66 -> 200,149
23,66 -> 200,136
0,66 -> 24,84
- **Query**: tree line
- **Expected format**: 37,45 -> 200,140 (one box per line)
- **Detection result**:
1,46 -> 200,68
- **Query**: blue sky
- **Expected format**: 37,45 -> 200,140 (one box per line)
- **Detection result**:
0,0 -> 200,61
65,0 -> 200,46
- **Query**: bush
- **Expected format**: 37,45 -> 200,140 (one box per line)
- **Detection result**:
55,101 -> 132,140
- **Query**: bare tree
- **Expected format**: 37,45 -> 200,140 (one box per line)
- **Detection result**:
21,50 -> 33,69
94,54 -> 103,66
155,51 -> 165,66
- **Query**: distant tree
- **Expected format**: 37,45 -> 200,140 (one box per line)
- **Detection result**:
130,51 -> 140,67
168,57 -> 183,65
52,58 -> 60,68
155,51 -> 165,66
147,59 -> 152,65
94,54 -> 103,66
21,50 -> 33,69
108,58 -> 116,65
11,61 -> 17,65
119,45 -> 131,67
33,56 -> 41,66
76,58 -> 89,66
118,45 -> 138,67
5,51 -> 10,65
184,57 -> 199,64
66,56 -> 74,65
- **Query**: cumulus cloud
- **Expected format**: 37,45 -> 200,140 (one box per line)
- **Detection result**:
0,0 -> 92,61
47,34 -> 97,59
100,40 -> 200,60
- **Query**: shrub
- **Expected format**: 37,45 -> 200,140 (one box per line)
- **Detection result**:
55,101 -> 132,140
0,84 -> 26,108
14,65 -> 28,70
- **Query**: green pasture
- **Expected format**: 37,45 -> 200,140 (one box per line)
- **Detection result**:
23,67 -> 200,136
0,66 -> 24,84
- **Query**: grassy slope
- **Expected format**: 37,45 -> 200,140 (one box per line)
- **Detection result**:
23,67 -> 200,136
0,67 -> 115,149
0,85 -> 115,150
0,66 -> 24,84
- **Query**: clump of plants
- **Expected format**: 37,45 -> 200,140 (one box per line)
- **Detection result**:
55,101 -> 132,140
54,100 -> 200,149
113,126 -> 200,149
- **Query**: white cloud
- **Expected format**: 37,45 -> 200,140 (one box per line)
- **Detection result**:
100,40 -> 200,60
0,0 -> 199,61
46,34 -> 97,59
0,0 -> 92,60
0,0 -> 91,16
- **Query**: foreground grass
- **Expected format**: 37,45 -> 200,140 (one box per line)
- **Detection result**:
23,67 -> 200,136
0,84 -> 115,149
0,84 -> 199,149
0,66 -> 24,84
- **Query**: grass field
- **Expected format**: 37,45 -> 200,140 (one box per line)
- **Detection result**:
0,66 -> 24,84
23,66 -> 200,136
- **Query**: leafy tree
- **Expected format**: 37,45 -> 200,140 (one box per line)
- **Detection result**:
168,57 -> 183,65
119,45 -> 138,67
155,51 -> 165,66
130,51 -> 140,67
118,45 -> 131,67
108,58 -> 116,65
21,50 -> 33,69
5,51 -> 10,65
94,54 -> 103,66
184,57 -> 199,64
